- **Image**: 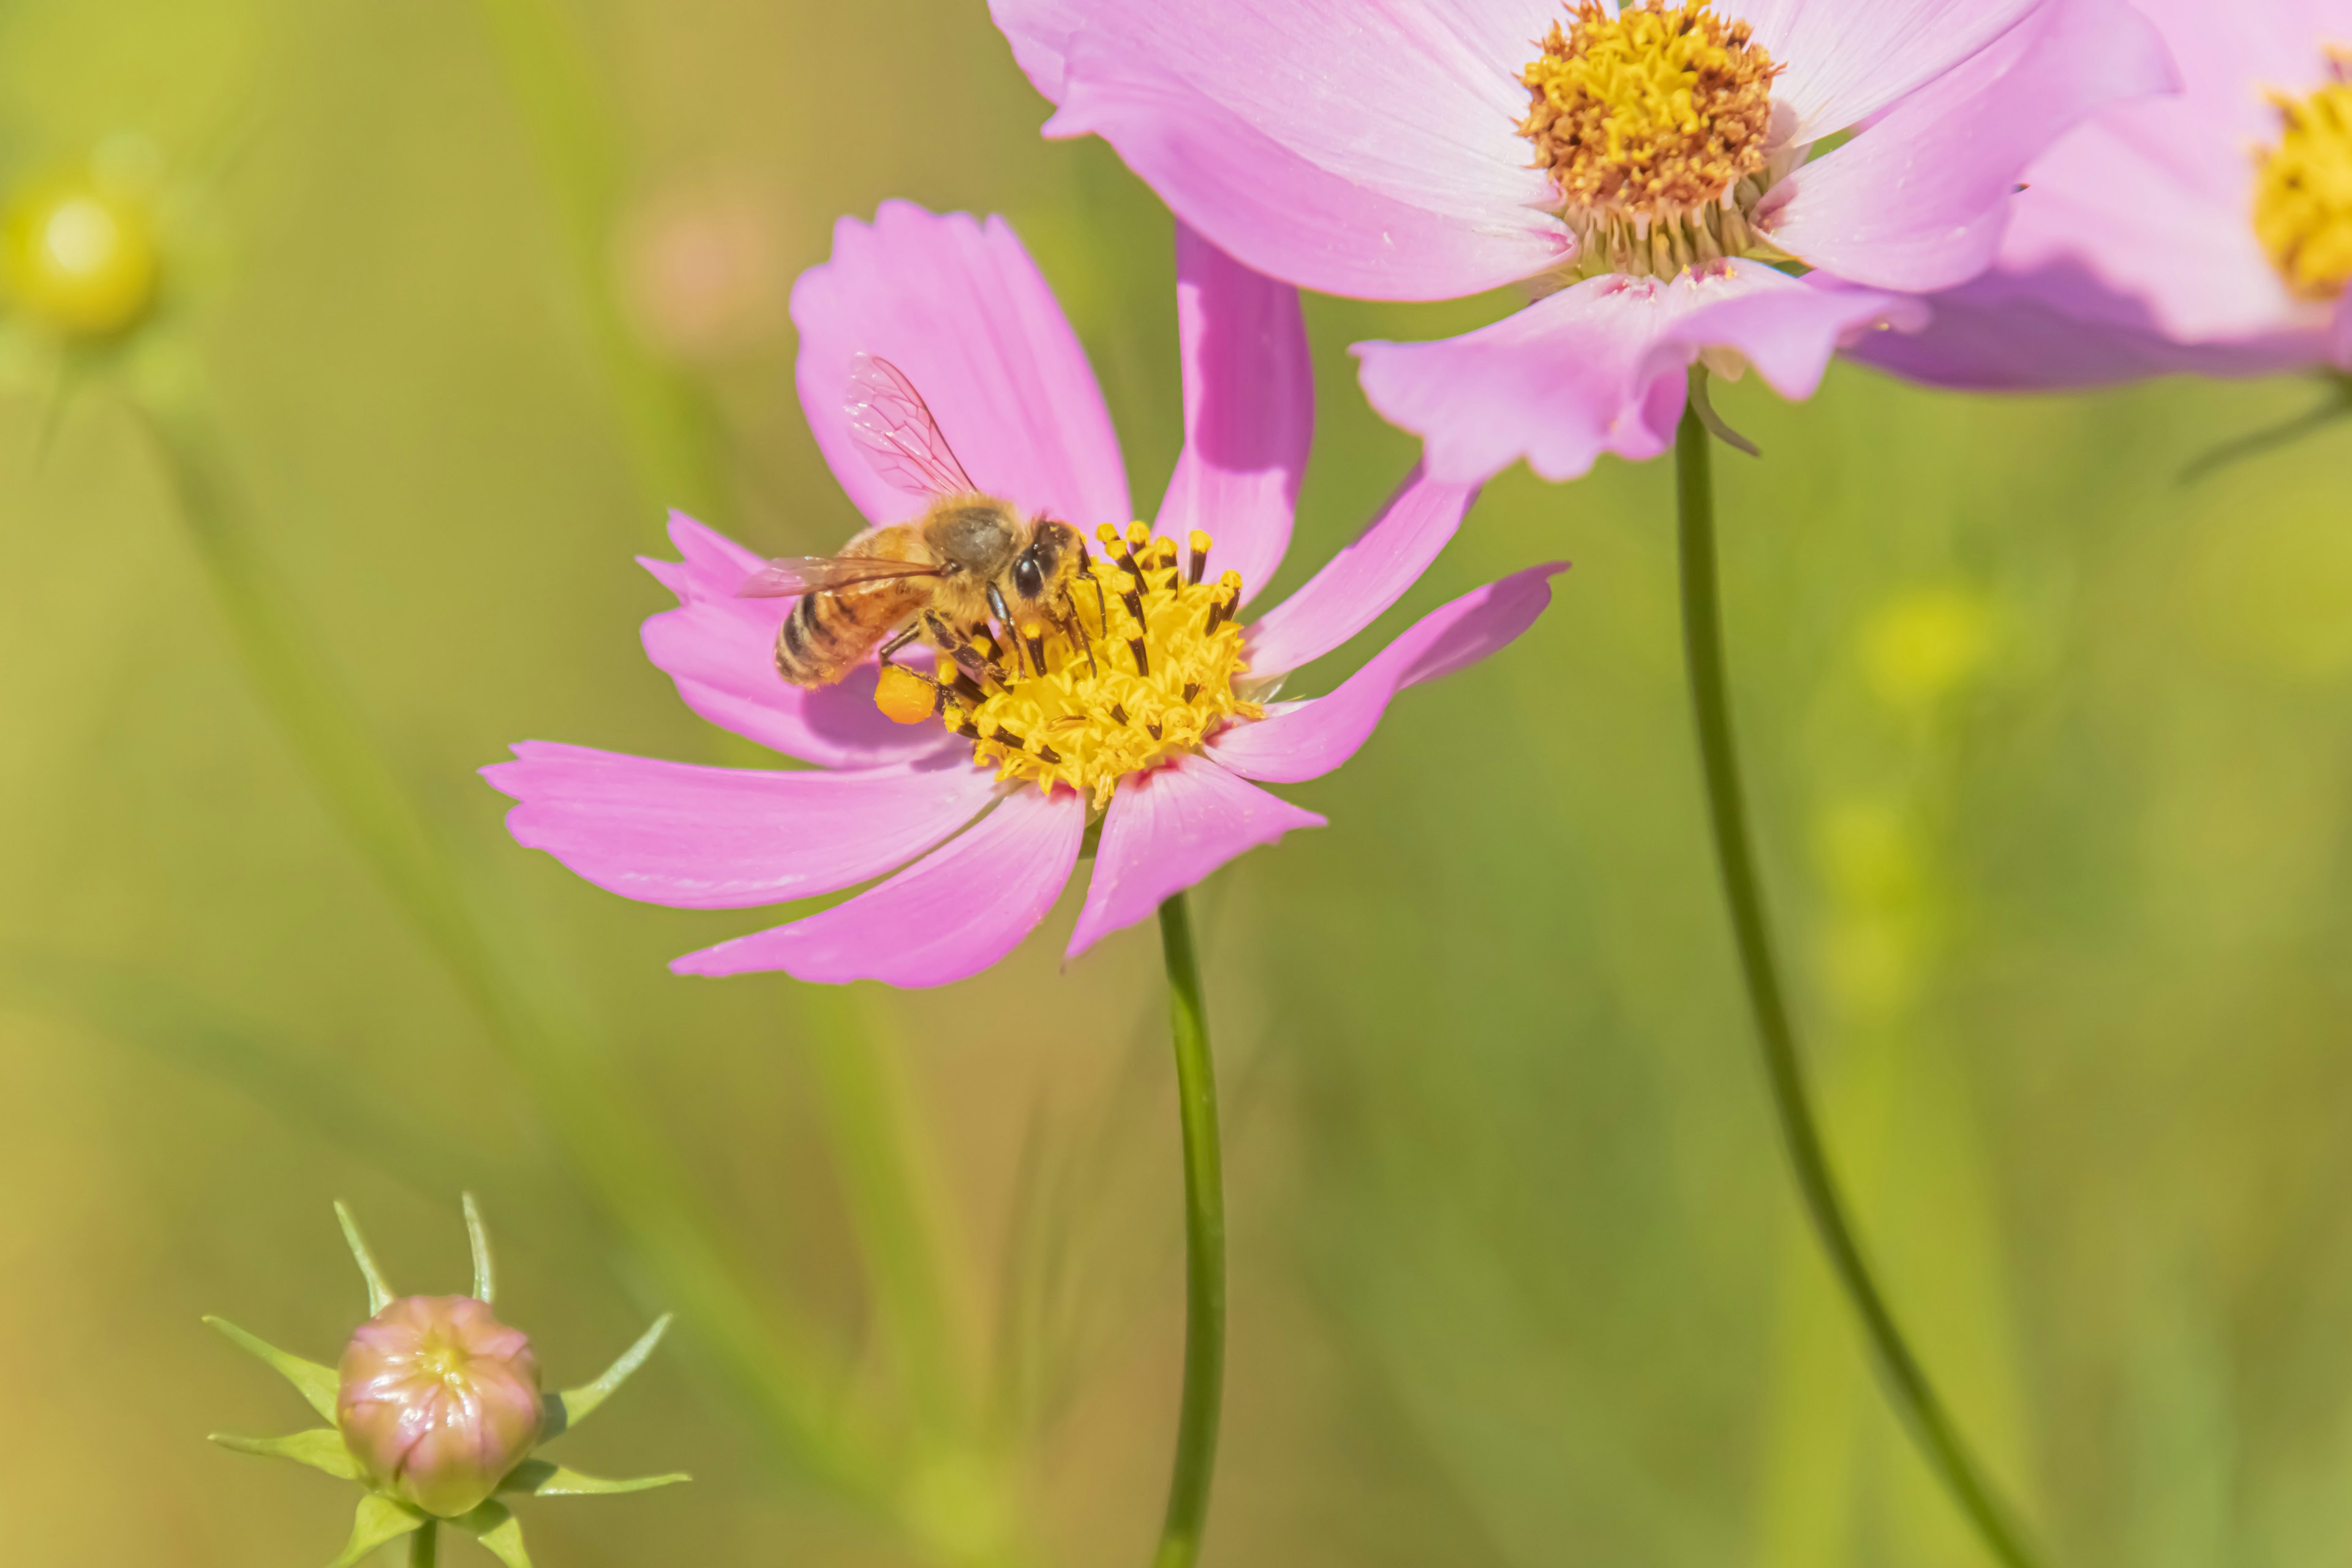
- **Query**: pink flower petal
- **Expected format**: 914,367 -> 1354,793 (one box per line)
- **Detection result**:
1850,263 -> 2326,388
1906,0 -> 2337,353
790,202 -> 1129,532
483,742 -> 997,910
1355,263 -> 1915,485
639,512 -> 958,769
1210,564 -> 1565,784
1155,223 -> 1313,606
1725,0 -> 2045,138
1065,755 -> 1325,960
1765,0 -> 2179,292
1027,0 -> 1563,301
671,786 -> 1086,987
1245,464 -> 1479,680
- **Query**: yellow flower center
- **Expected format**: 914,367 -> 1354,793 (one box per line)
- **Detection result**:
2253,54 -> 2352,300
875,522 -> 1260,810
1519,1 -> 1788,280
0,176 -> 159,338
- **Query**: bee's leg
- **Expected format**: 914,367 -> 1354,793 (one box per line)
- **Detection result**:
925,610 -> 1010,689
876,625 -> 923,665
983,584 -> 1028,676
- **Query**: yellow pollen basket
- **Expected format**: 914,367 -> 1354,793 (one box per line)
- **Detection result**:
2255,60 -> 2352,299
1519,1 -> 1783,280
883,522 -> 1260,811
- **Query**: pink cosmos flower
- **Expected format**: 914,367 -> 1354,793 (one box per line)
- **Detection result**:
484,202 -> 1562,988
989,0 -> 2177,483
1855,0 -> 2352,388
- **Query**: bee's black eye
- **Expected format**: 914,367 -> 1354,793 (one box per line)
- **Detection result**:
1013,556 -> 1046,599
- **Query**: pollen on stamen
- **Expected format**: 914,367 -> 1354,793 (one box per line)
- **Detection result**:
889,522 -> 1264,810
1519,1 -> 1790,281
2255,54 -> 2352,299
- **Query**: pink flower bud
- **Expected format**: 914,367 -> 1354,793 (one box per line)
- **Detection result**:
336,1295 -> 544,1518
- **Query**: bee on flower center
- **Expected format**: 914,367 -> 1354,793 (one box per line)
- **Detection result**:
1518,0 -> 1796,281
738,352 -> 1102,698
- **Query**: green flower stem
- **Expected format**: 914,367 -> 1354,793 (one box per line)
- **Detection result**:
411,1520 -> 437,1568
1672,374 -> 2043,1568
1152,893 -> 1225,1568
127,387 -> 894,1520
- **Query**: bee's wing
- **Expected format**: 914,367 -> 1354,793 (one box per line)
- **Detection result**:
845,353 -> 979,499
734,555 -> 946,599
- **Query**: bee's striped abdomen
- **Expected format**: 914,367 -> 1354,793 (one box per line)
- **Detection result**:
772,576 -> 927,688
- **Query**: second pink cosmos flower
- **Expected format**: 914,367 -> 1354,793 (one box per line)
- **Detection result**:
484,203 -> 1561,988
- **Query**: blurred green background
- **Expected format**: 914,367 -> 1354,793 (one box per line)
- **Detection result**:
6,1 -> 2352,1564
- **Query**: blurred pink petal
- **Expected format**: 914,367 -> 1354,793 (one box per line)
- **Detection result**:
1245,465 -> 1479,680
1024,0 -> 1562,301
1856,0 -> 2352,385
1725,0 -> 2045,138
1357,265 -> 1913,484
790,202 -> 1129,530
1065,755 -> 1325,960
1765,0 -> 2180,291
638,511 -> 956,769
484,742 -> 997,910
671,787 -> 1086,986
1212,564 -> 1565,784
1155,223 -> 1312,605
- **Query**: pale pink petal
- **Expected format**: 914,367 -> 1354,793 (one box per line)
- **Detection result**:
1355,263 -> 1913,485
989,0 -> 1084,100
484,742 -> 997,910
1034,0 -> 1564,302
1960,0 -> 2342,345
1245,465 -> 1479,680
790,202 -> 1129,531
1765,0 -> 2178,292
2332,296 -> 2352,371
671,788 -> 1085,987
1065,755 -> 1325,960
1155,224 -> 1311,605
639,512 -> 957,769
1210,565 -> 1564,784
1723,0 -> 2043,138
1850,263 -> 2326,388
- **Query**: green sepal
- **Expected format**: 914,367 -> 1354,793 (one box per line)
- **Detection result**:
544,1313 -> 671,1438
334,1200 -> 395,1313
323,1492 -> 425,1568
204,1316 -> 337,1422
455,1501 -> 533,1568
463,1192 -> 496,1305
208,1427 -> 360,1481
499,1458 -> 690,1497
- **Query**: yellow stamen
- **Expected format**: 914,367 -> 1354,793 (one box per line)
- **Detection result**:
2254,54 -> 2352,299
880,527 -> 1261,810
1518,1 -> 1787,280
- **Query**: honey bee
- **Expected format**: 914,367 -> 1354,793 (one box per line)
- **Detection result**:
737,353 -> 1101,693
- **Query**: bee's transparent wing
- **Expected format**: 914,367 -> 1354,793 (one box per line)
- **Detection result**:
845,353 -> 978,499
734,556 -> 944,599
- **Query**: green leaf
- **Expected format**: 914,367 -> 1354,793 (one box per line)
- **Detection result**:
334,1201 -> 395,1313
322,1493 -> 424,1568
547,1313 -> 671,1436
205,1316 -> 338,1422
499,1458 -> 689,1497
208,1427 -> 360,1481
457,1501 -> 533,1568
463,1193 -> 496,1306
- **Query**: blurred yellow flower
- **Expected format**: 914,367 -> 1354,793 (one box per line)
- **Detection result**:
1858,583 -> 1998,713
1,172 -> 159,339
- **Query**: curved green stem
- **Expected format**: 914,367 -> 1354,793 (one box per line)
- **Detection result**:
410,1519 -> 437,1567
1153,893 -> 1226,1568
1673,375 -> 2044,1568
